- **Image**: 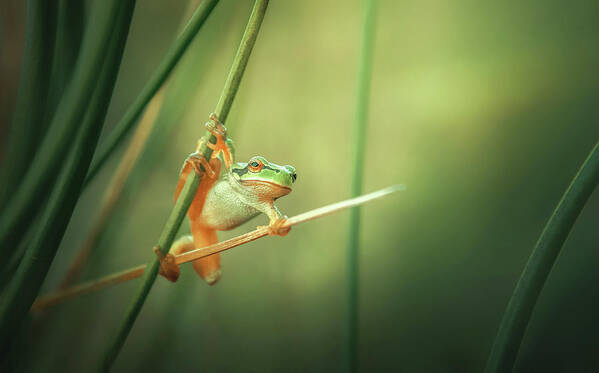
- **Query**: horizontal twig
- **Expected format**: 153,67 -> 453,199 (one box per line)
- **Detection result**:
32,266 -> 146,311
31,185 -> 403,311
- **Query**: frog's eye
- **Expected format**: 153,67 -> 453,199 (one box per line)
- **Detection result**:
248,158 -> 263,173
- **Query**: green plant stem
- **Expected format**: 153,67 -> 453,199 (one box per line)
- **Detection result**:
0,0 -> 136,350
485,140 -> 599,373
0,0 -> 86,285
0,0 -> 57,209
100,1 -> 270,370
347,1 -> 377,372
83,0 -> 220,187
0,1 -> 83,280
0,0 -> 124,259
45,0 -> 84,121
58,1 -> 220,292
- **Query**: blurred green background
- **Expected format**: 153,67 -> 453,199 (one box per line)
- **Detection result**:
2,0 -> 599,371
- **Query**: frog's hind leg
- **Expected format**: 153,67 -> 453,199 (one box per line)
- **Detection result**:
189,221 -> 221,285
156,236 -> 195,282
158,228 -> 220,285
171,139 -> 222,285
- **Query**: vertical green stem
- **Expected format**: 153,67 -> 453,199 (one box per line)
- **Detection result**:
347,0 -> 377,372
45,0 -> 84,121
0,0 -> 57,208
100,1 -> 269,370
485,140 -> 599,372
0,0 -> 87,282
0,0 -> 125,258
0,0 -> 136,351
84,0 -> 220,186
60,1 -> 221,290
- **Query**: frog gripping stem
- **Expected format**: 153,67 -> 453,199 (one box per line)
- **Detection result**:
206,112 -> 227,136
204,113 -> 233,168
185,151 -> 216,178
262,218 -> 291,236
153,246 -> 180,282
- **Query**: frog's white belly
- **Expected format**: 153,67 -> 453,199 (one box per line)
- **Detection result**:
199,177 -> 260,231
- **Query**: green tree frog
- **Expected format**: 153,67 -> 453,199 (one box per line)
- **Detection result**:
156,113 -> 297,285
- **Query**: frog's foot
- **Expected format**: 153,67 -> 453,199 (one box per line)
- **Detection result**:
154,246 -> 180,283
194,136 -> 207,153
185,152 -> 216,178
204,113 -> 233,168
260,218 -> 291,237
205,112 -> 227,137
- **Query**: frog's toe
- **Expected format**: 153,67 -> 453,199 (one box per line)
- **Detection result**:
160,264 -> 180,283
186,153 -> 216,178
154,247 -> 180,283
204,269 -> 222,286
267,218 -> 291,236
191,254 -> 222,285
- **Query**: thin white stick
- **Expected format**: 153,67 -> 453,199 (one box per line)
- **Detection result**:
32,185 -> 404,311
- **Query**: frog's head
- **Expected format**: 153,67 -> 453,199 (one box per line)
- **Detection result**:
231,156 -> 297,198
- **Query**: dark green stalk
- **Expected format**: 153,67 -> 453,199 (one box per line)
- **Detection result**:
83,0 -> 220,187
45,0 -> 85,120
0,0 -> 57,208
0,0 -> 136,350
485,140 -> 599,373
0,0 -> 123,258
0,0 -> 86,285
100,1 -> 269,370
0,237 -> 30,291
57,1 -> 220,290
347,0 -> 377,371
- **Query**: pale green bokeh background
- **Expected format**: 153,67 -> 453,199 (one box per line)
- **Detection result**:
2,0 -> 599,371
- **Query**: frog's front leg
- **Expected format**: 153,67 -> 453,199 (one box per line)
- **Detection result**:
257,203 -> 291,236
174,150 -> 221,222
204,113 -> 235,169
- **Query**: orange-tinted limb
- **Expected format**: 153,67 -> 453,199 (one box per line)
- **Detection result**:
156,113 -> 233,283
189,222 -> 220,285
204,113 -> 233,168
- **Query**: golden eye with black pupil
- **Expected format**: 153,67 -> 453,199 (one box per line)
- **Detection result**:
248,158 -> 263,172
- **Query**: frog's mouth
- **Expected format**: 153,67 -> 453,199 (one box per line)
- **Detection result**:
239,179 -> 292,198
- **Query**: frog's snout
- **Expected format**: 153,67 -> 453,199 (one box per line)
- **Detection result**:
284,165 -> 297,183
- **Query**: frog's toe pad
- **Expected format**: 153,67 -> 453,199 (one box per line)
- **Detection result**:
154,247 -> 180,282
158,256 -> 180,283
203,269 -> 222,286
267,218 -> 291,236
161,267 -> 180,283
